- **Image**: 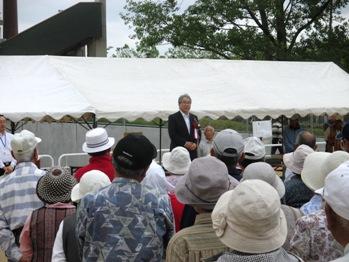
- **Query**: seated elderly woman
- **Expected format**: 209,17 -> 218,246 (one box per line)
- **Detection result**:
211,180 -> 302,261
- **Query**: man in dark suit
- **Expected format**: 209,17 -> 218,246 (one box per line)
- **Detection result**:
168,94 -> 200,160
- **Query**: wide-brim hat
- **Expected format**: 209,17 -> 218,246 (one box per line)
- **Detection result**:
82,127 -> 115,153
283,144 -> 314,174
241,162 -> 285,198
301,152 -> 330,191
302,151 -> 349,192
175,156 -> 238,210
37,167 -> 77,204
162,147 -> 191,175
71,170 -> 111,202
212,180 -> 287,254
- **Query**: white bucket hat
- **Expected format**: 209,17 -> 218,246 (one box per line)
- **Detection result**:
283,144 -> 314,174
82,127 -> 115,153
243,137 -> 266,160
241,162 -> 285,198
301,151 -> 349,192
212,180 -> 287,254
162,146 -> 191,175
71,170 -> 111,202
323,161 -> 349,220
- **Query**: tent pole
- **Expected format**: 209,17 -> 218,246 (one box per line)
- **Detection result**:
159,119 -> 163,164
10,121 -> 16,134
92,114 -> 97,128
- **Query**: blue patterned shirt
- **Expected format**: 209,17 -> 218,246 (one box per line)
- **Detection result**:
0,162 -> 45,261
300,194 -> 323,215
76,177 -> 173,261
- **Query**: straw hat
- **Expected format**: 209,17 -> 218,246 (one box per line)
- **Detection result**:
82,127 -> 115,153
212,180 -> 287,254
36,167 -> 77,204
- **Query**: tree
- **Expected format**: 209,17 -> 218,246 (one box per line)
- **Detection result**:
108,44 -> 159,58
122,0 -> 349,71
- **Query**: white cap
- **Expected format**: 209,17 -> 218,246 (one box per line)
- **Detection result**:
323,161 -> 349,220
162,146 -> 191,175
71,170 -> 111,202
212,129 -> 244,158
243,137 -> 266,160
11,130 -> 41,155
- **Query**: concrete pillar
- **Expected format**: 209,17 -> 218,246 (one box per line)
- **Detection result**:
3,0 -> 18,39
87,0 -> 107,57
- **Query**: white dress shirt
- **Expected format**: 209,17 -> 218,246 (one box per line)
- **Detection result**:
0,131 -> 16,168
180,110 -> 190,134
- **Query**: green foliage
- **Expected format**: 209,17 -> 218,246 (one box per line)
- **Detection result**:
121,0 -> 349,71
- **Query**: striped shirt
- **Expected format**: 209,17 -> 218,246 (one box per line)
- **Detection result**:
166,213 -> 231,262
0,162 -> 45,261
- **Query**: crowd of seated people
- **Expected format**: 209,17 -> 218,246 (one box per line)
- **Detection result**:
1,120 -> 349,262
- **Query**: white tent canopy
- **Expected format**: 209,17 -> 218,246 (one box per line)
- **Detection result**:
1,55 -> 349,122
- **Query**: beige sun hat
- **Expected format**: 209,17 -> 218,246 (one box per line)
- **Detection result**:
175,156 -> 238,210
162,146 -> 191,175
241,162 -> 285,198
212,180 -> 287,254
302,151 -> 349,192
283,144 -> 314,174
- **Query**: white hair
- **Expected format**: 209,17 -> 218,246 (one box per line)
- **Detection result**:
13,149 -> 35,163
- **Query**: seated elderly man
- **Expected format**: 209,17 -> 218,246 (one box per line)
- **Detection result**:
323,161 -> 349,261
212,180 -> 302,261
166,156 -> 238,261
0,130 -> 45,261
76,134 -> 173,261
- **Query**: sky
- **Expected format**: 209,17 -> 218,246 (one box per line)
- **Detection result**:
0,0 -> 348,53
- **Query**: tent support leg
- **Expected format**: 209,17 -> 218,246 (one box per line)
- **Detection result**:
92,114 -> 97,128
159,119 -> 163,164
10,121 -> 16,134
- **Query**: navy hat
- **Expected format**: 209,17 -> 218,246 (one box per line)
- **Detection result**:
337,122 -> 349,140
113,134 -> 157,170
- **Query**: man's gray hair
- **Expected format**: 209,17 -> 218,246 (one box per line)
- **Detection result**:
178,94 -> 192,104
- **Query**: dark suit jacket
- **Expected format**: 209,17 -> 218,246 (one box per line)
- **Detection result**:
168,111 -> 200,160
